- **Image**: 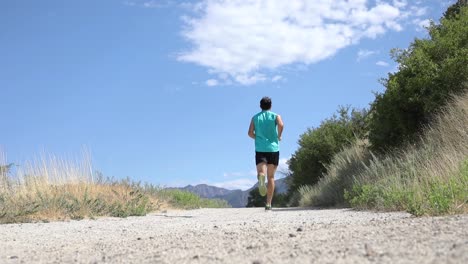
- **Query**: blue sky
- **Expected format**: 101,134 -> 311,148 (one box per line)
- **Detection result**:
0,0 -> 452,190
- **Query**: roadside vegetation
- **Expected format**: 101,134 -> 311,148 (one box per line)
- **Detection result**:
156,189 -> 229,209
246,187 -> 288,208
288,2 -> 468,216
0,153 -> 228,224
297,93 -> 468,215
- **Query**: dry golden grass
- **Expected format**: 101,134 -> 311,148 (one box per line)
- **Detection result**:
0,151 -> 228,224
0,151 -> 160,223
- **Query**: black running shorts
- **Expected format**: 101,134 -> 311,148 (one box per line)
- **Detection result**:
255,151 -> 280,166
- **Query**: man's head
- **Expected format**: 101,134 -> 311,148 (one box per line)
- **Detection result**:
260,97 -> 272,110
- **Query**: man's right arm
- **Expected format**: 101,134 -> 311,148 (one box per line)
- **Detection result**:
248,119 -> 256,139
277,115 -> 284,141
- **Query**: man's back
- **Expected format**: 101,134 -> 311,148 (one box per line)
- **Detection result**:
253,110 -> 279,152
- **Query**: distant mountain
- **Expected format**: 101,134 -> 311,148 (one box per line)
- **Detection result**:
172,177 -> 289,208
213,190 -> 248,208
179,184 -> 235,198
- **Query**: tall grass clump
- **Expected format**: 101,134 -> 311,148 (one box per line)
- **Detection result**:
297,139 -> 371,207
349,92 -> 468,215
0,152 -> 228,224
0,152 -> 154,223
299,92 -> 468,216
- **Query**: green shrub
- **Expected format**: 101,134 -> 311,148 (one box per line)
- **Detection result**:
246,188 -> 288,207
300,91 -> 468,216
157,189 -> 230,209
288,107 -> 367,195
368,5 -> 468,152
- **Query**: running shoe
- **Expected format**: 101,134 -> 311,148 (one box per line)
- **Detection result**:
258,174 -> 267,196
265,204 -> 272,211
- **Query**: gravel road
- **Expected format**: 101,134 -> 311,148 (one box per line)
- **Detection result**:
1,208 -> 467,264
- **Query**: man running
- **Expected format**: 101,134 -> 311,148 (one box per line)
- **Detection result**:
248,97 -> 284,210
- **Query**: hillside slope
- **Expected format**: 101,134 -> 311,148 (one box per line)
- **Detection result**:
174,177 -> 289,207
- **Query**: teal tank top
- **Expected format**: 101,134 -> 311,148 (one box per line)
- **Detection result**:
253,111 -> 279,152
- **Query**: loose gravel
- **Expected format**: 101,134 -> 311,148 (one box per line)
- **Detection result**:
1,208 -> 467,263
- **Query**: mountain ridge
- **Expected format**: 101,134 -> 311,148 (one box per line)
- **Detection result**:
172,178 -> 288,207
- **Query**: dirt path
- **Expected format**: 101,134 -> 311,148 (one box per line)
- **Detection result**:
0,208 -> 467,263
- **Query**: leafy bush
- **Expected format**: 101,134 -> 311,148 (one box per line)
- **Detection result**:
287,107 -> 367,195
156,189 -> 230,209
368,5 -> 468,151
246,187 -> 287,207
299,90 -> 468,216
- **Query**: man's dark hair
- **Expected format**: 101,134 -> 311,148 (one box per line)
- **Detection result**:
260,97 -> 272,110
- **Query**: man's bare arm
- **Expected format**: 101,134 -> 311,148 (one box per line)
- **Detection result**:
277,115 -> 284,141
248,119 -> 256,139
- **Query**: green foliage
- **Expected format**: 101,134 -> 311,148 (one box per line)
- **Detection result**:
246,188 -> 287,207
246,188 -> 263,207
444,0 -> 467,19
0,195 -> 41,224
170,190 -> 201,206
299,87 -> 468,216
368,6 -> 468,151
158,189 -> 230,209
288,106 -> 367,194
343,156 -> 468,216
345,184 -> 383,209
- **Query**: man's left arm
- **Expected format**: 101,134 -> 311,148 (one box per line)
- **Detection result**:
277,115 -> 284,141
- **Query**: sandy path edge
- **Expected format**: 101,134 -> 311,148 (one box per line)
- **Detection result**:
1,208 -> 467,264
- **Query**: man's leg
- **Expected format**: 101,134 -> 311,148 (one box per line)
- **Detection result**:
266,164 -> 277,205
256,162 -> 267,177
256,162 -> 267,196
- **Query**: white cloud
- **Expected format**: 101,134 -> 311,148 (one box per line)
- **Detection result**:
205,79 -> 219,86
277,158 -> 290,177
212,178 -> 257,190
392,0 -> 407,8
123,1 -> 136,6
143,1 -> 162,8
223,170 -> 256,178
357,49 -> 379,61
235,73 -> 267,85
124,0 -> 173,8
272,75 -> 283,82
178,0 -> 422,85
376,60 -> 390,67
410,6 -> 428,17
413,18 -> 431,32
223,172 -> 243,178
